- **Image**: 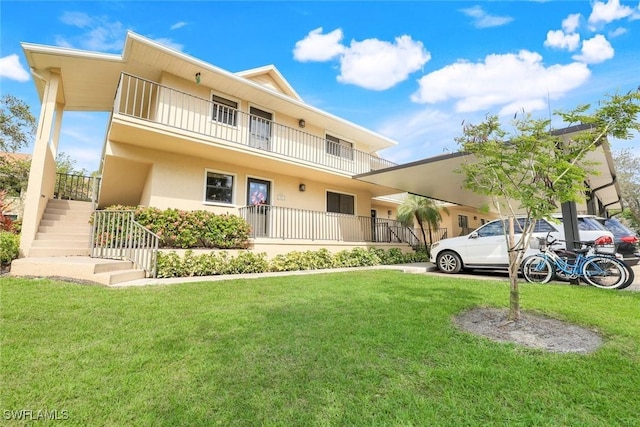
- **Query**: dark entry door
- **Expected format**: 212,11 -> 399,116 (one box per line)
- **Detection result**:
247,178 -> 271,237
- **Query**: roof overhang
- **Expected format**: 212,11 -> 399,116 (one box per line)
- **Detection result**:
355,126 -> 622,215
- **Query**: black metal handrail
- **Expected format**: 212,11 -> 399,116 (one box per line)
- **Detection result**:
114,73 -> 397,175
54,173 -> 100,204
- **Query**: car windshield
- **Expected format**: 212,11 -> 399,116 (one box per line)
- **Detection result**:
474,218 -> 556,237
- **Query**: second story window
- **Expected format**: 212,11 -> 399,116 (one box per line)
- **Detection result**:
212,95 -> 238,126
326,134 -> 354,160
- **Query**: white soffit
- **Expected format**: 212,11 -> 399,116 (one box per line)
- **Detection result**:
355,140 -> 621,214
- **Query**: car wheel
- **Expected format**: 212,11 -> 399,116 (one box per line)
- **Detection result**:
436,251 -> 462,274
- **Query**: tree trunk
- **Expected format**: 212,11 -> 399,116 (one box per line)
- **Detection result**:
507,216 -> 520,321
416,213 -> 428,254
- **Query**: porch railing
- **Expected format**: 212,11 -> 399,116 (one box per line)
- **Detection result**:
54,173 -> 101,205
90,210 -> 160,278
114,73 -> 396,175
238,205 -> 416,245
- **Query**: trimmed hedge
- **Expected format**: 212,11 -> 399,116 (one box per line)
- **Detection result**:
102,205 -> 250,249
156,247 -> 429,278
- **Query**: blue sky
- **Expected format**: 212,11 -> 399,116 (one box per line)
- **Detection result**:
1,0 -> 639,172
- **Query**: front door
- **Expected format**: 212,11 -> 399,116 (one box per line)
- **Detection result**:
247,178 -> 271,237
249,107 -> 272,151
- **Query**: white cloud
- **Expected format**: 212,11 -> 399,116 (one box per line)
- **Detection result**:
57,12 -> 126,51
170,21 -> 187,30
411,50 -> 591,116
293,29 -> 430,90
460,6 -> 514,28
376,107 -> 459,163
544,30 -> 580,51
588,0 -> 634,26
59,11 -> 93,28
0,54 -> 30,81
609,26 -> 628,37
572,35 -> 615,64
337,36 -> 431,90
293,27 -> 345,62
562,13 -> 582,33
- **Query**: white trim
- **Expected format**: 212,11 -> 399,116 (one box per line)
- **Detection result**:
203,168 -> 237,206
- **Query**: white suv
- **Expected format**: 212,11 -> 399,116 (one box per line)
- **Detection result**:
430,217 -> 615,274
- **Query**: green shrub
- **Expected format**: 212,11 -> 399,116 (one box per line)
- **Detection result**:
0,231 -> 20,267
99,206 -> 250,250
270,248 -> 335,272
156,247 -> 423,278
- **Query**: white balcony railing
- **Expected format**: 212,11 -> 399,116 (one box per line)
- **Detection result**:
238,204 -> 417,244
114,73 -> 396,175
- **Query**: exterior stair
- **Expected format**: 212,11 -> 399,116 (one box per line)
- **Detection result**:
28,199 -> 93,257
13,199 -> 147,285
10,257 -> 146,286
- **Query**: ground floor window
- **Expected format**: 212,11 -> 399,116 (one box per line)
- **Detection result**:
327,191 -> 354,215
205,170 -> 234,204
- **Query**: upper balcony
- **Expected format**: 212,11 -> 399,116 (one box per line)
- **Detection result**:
111,73 -> 397,176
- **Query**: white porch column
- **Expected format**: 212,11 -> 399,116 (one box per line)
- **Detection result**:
19,70 -> 64,257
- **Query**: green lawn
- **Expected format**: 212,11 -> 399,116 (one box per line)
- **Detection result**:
2,271 -> 639,426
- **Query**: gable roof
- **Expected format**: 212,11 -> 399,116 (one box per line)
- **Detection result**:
235,65 -> 303,102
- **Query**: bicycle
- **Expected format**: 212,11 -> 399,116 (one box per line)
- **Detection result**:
521,233 -> 633,289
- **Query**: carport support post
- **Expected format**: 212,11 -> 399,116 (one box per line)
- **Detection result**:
561,201 -> 580,285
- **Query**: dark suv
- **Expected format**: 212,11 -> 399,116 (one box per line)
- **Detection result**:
594,216 -> 639,266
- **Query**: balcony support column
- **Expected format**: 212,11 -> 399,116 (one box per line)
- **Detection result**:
19,69 -> 64,257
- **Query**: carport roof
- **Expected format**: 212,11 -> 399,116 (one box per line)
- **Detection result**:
355,125 -> 622,215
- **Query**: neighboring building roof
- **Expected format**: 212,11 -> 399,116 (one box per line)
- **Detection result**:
21,31 -> 397,153
0,152 -> 32,162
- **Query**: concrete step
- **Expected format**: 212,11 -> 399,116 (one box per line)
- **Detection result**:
42,212 -> 92,222
43,210 -> 93,220
28,247 -> 91,257
31,240 -> 90,248
38,224 -> 91,235
47,199 -> 94,210
93,269 -> 147,285
35,232 -> 91,241
40,219 -> 91,229
10,256 -> 145,285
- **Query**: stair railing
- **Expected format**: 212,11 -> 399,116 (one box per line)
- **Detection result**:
90,210 -> 159,277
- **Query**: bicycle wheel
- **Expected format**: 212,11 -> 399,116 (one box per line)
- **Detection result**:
581,256 -> 627,289
614,260 -> 635,290
521,255 -> 554,284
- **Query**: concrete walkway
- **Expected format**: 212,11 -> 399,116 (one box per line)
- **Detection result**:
112,262 -> 640,291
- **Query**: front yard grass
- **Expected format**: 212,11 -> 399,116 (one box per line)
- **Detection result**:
2,271 -> 639,426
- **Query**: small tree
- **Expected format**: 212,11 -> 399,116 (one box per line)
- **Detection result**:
0,95 -> 36,196
613,149 -> 640,231
456,91 -> 640,321
397,194 -> 448,255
